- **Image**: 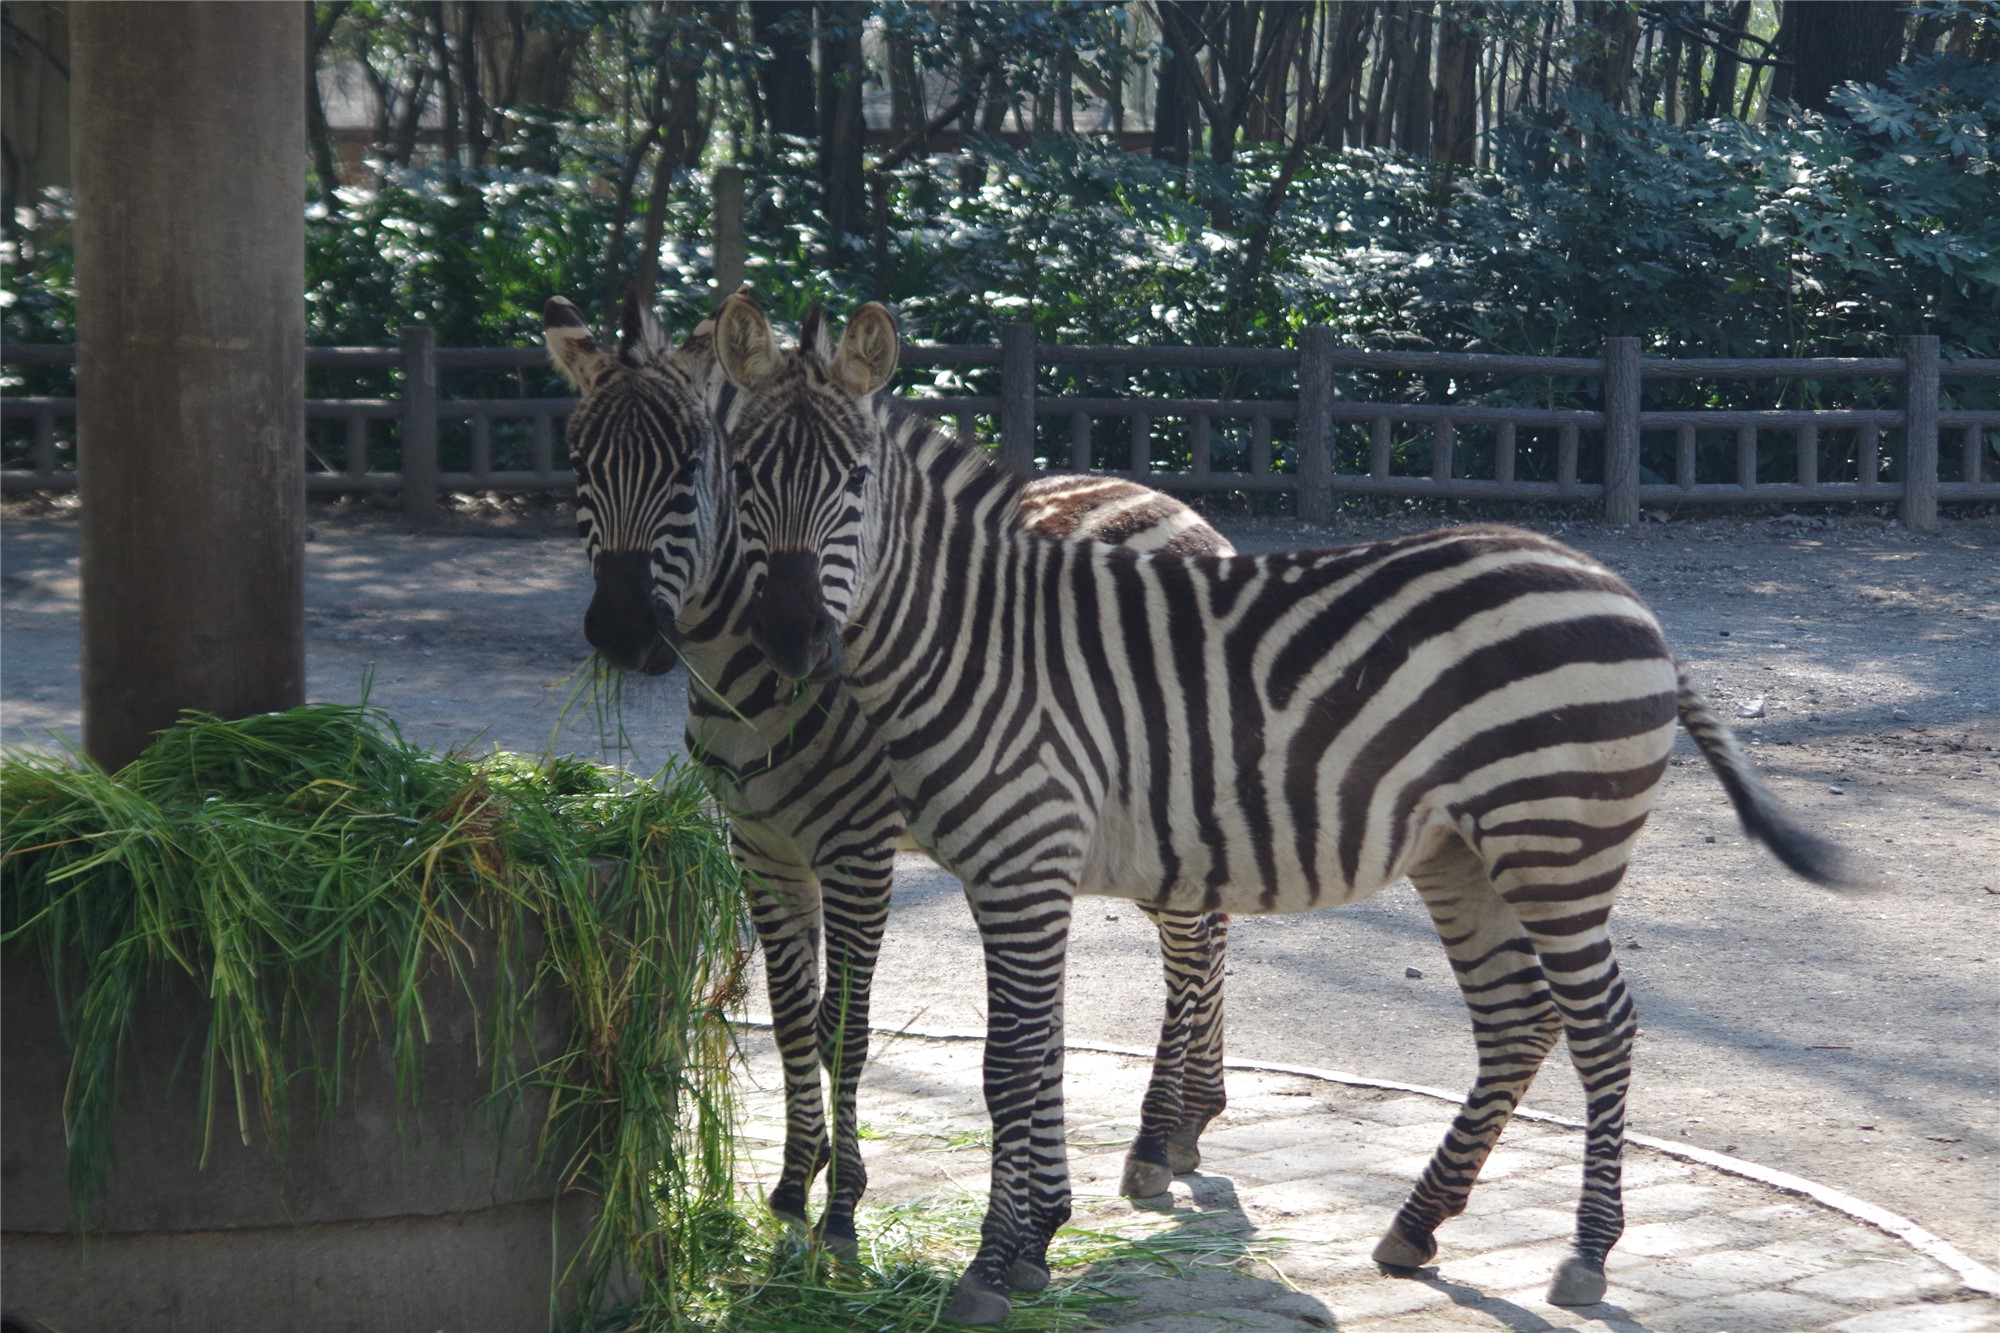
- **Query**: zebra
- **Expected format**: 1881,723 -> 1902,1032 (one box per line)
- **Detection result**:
542,292 -> 1235,1265
704,293 -> 1862,1326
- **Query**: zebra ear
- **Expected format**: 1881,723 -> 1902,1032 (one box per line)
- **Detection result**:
618,290 -> 667,364
543,296 -> 614,390
830,303 -> 899,399
715,291 -> 780,390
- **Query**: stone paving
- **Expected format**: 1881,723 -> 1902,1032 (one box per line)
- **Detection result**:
734,1033 -> 2000,1333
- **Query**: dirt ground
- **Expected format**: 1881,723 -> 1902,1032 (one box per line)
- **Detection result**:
4,496 -> 1996,1274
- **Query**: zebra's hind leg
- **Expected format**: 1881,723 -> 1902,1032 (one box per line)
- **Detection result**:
1123,907 -> 1229,1196
739,847 -> 832,1233
1375,836 -> 1563,1274
1501,854 -> 1641,1307
810,847 -> 894,1259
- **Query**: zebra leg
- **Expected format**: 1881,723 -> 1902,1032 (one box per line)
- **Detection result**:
1505,864 -> 1640,1306
1171,910 -> 1229,1173
1374,836 -> 1562,1273
810,848 -> 894,1258
737,836 -> 831,1232
1121,906 -> 1229,1196
944,885 -> 1077,1328
1004,988 -> 1073,1294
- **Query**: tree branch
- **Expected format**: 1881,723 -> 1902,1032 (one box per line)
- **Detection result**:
873,50 -> 1000,173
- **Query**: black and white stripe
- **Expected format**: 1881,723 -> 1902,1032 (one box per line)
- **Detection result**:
710,294 -> 1858,1325
544,294 -> 1237,1258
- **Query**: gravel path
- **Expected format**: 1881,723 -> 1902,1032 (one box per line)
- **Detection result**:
4,502 -> 1995,1279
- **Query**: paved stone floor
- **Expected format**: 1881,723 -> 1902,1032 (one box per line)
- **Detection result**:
735,1034 -> 2000,1333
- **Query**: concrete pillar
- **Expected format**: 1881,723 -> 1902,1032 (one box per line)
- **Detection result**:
73,3 -> 305,770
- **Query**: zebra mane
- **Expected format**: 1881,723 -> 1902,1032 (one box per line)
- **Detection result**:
878,399 -> 1030,531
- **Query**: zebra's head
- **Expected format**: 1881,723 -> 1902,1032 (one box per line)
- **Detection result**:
545,292 -> 724,676
712,292 -> 899,682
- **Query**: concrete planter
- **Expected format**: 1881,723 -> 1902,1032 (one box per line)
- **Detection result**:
0,938 -> 612,1333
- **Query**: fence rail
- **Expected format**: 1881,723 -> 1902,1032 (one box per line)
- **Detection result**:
6,329 -> 1997,530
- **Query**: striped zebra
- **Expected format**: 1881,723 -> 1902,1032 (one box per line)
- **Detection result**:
705,294 -> 1860,1325
543,293 -> 1233,1262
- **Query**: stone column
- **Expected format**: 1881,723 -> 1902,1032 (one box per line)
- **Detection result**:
73,2 -> 305,769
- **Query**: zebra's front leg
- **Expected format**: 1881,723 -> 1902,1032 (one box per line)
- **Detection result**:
944,883 -> 1076,1328
1374,837 -> 1563,1275
810,847 -> 894,1258
738,840 -> 831,1232
1122,906 -> 1229,1196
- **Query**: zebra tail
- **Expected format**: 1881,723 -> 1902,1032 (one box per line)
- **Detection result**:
1675,669 -> 1870,890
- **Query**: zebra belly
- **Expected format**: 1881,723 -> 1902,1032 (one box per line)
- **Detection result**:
1073,792 -> 1401,916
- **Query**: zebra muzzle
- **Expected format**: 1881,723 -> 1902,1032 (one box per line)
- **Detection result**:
750,551 -> 843,682
584,551 -> 678,676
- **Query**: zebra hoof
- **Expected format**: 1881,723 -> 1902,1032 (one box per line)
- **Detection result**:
943,1273 -> 1012,1326
1006,1256 -> 1051,1292
1166,1126 -> 1202,1174
1120,1154 -> 1175,1198
1371,1225 -> 1438,1272
813,1222 -> 860,1263
1546,1253 -> 1608,1306
767,1186 -> 810,1231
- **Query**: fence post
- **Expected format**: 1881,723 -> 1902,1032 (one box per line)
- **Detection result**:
1296,325 -> 1336,524
999,321 -> 1036,475
1602,336 -> 1641,525
713,166 -> 745,299
1900,333 -> 1939,533
400,325 -> 437,524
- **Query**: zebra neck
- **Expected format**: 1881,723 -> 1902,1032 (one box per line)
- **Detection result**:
845,410 -> 1045,705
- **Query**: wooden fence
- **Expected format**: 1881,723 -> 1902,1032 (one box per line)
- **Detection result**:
5,329 -> 1996,531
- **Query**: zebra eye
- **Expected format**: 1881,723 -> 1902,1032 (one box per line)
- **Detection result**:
847,465 -> 870,492
734,462 -> 753,488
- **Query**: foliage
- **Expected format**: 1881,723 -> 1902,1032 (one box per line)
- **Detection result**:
0,703 -> 749,1316
10,58 -> 1994,368
305,164 -> 624,349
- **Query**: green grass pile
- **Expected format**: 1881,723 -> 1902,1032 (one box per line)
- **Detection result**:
0,702 -> 748,1317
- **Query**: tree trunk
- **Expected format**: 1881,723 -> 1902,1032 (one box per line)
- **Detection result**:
1574,0 -> 1641,112
1784,0 -> 1905,114
73,0 -> 305,770
1705,0 -> 1752,119
455,1 -> 487,166
1327,1 -> 1374,147
1392,1 -> 1431,158
1153,33 -> 1196,163
1662,25 -> 1684,123
887,25 -> 923,137
1681,13 -> 1705,122
306,2 -> 349,209
1432,3 -> 1479,168
1363,9 -> 1396,146
1533,8 -> 1554,114
426,2 -> 458,165
818,0 -> 867,245
754,1 -> 814,138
